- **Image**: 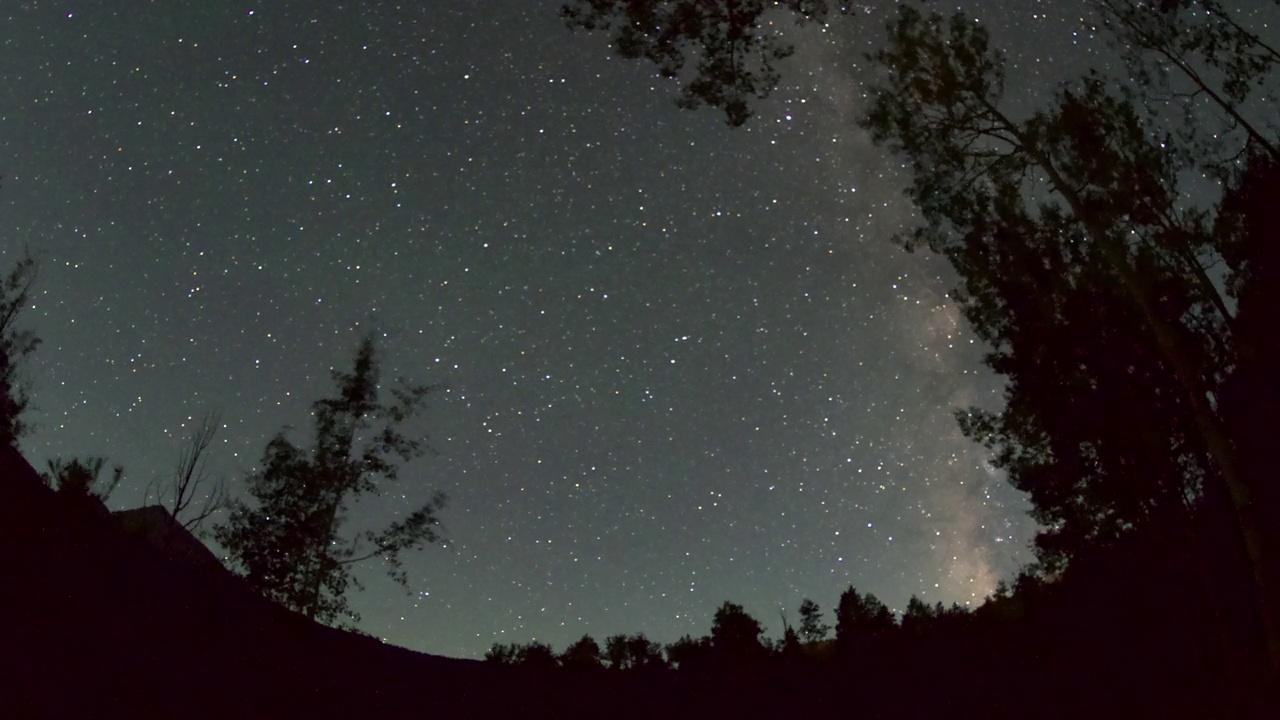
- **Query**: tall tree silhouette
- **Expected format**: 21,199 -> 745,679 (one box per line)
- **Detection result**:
834,586 -> 895,654
797,597 -> 828,642
0,252 -> 39,451
1217,149 -> 1280,381
560,634 -> 605,670
857,3 -> 1278,674
709,601 -> 767,663
1214,147 -> 1280,678
556,5 -> 1251,561
215,335 -> 448,625
604,633 -> 667,670
561,0 -> 841,126
664,633 -> 712,670
901,595 -> 935,637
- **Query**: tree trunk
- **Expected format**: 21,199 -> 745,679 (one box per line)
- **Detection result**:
1027,140 -> 1280,681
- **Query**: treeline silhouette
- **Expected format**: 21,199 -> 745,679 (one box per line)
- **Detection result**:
4,436 -> 1264,718
479,526 -> 1264,717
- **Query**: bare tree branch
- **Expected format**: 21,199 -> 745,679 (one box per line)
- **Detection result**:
147,411 -> 228,537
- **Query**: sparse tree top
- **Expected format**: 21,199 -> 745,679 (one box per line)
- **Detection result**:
215,334 -> 447,625
561,0 -> 846,126
0,252 -> 40,451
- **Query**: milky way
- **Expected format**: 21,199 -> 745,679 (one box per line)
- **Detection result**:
0,0 -> 1151,657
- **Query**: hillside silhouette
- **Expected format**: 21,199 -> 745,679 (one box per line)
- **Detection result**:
0,444 -> 682,720
4,439 -> 1277,718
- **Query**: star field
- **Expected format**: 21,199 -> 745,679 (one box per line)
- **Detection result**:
0,0 -> 1138,658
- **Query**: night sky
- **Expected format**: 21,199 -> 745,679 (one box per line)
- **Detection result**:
0,0 -> 1159,658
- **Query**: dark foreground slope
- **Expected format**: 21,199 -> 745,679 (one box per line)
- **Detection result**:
0,446 -> 679,720
4,441 -> 1274,719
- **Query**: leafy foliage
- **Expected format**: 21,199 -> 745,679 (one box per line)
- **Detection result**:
560,634 -> 605,670
664,633 -> 712,670
857,3 -> 1241,572
484,642 -> 521,665
1089,0 -> 1280,168
797,597 -> 828,642
215,335 -> 447,625
0,252 -> 39,451
709,600 -> 768,664
42,456 -> 124,503
484,640 -> 558,670
604,632 -> 667,670
561,0 -> 840,126
776,624 -> 802,655
902,595 -> 971,637
859,2 -> 1279,672
834,586 -> 895,651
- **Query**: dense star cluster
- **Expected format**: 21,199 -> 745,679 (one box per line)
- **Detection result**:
2,0 -> 1149,658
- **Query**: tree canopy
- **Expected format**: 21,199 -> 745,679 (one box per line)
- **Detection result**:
42,456 -> 123,504
858,1 -> 1277,671
215,335 -> 448,625
797,597 -> 829,642
561,0 -> 843,126
0,252 -> 39,451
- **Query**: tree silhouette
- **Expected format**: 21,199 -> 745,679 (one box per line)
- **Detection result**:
664,633 -> 712,670
1089,0 -> 1280,165
560,634 -> 604,670
1214,147 -> 1280,682
777,624 -> 801,656
484,642 -> 521,665
517,641 -> 560,671
215,335 -> 448,625
604,633 -> 666,670
1217,149 -> 1280,395
0,252 -> 39,451
42,456 -> 123,504
146,411 -> 227,539
797,597 -> 828,642
561,0 -> 841,126
484,640 -> 558,669
901,595 -> 935,637
858,3 -> 1278,673
710,601 -> 768,664
834,586 -> 895,654
558,0 -> 1266,566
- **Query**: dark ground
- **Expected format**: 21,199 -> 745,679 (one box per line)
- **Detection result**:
2,444 -> 1275,719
